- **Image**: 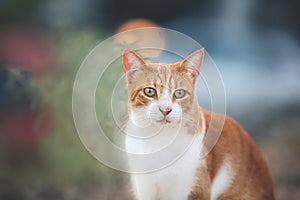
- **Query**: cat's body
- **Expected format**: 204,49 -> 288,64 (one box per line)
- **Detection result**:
122,49 -> 274,200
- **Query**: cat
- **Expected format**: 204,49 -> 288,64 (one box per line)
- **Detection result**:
122,48 -> 275,200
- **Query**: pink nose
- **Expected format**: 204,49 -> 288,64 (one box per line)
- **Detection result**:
159,107 -> 172,116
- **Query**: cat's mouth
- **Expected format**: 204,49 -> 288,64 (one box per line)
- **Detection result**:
156,118 -> 171,124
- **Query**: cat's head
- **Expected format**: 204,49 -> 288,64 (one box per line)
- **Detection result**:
122,49 -> 204,128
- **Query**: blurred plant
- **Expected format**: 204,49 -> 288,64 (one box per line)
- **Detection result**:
0,29 -> 130,199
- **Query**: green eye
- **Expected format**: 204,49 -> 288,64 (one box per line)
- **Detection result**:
144,87 -> 157,97
174,89 -> 186,99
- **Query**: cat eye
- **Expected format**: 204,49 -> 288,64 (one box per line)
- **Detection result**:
144,87 -> 157,97
174,89 -> 186,99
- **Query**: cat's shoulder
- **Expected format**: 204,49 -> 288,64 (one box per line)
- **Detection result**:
201,109 -> 253,146
202,109 -> 242,133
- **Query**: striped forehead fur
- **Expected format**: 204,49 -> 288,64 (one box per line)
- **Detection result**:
127,63 -> 195,107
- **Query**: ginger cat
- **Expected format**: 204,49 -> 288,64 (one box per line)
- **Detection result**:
122,49 -> 274,200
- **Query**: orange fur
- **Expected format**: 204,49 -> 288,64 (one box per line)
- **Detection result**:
189,111 -> 275,199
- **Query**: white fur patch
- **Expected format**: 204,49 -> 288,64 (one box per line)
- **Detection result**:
126,114 -> 205,200
210,158 -> 235,200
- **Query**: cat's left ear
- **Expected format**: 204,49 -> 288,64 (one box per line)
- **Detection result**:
180,48 -> 204,79
122,49 -> 146,75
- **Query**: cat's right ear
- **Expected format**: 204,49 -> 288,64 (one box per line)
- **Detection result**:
122,49 -> 146,79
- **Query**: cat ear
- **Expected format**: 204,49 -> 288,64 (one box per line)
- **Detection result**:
122,49 -> 147,75
180,48 -> 204,79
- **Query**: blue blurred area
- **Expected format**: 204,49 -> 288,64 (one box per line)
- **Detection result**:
0,69 -> 31,110
166,17 -> 300,118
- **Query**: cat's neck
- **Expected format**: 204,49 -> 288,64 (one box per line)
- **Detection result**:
125,120 -> 181,154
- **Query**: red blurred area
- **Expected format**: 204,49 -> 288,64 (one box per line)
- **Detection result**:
0,28 -> 55,74
0,28 -> 58,149
0,108 -> 54,149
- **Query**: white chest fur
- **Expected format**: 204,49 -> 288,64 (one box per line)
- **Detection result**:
125,123 -> 205,200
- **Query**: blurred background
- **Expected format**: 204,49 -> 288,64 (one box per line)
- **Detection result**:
0,0 -> 300,199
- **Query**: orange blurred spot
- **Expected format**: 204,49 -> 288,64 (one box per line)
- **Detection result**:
115,19 -> 165,59
116,19 -> 159,33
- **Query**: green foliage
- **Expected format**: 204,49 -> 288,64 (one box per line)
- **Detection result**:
1,29 -> 129,199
